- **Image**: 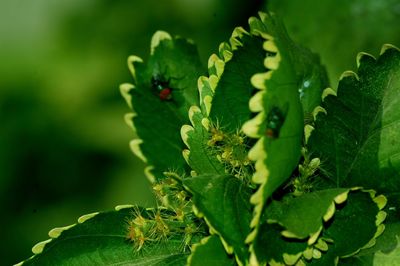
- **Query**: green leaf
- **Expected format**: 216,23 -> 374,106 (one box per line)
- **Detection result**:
307,190 -> 386,265
251,189 -> 386,265
372,237 -> 400,266
121,31 -> 204,181
188,236 -> 236,266
17,206 -> 197,266
266,188 -> 349,240
339,221 -> 400,265
242,12 -> 305,257
181,27 -> 268,180
183,174 -> 252,264
308,46 -> 400,195
251,222 -> 308,265
267,0 -> 400,89
181,106 -> 226,175
209,29 -> 267,131
292,45 -> 330,120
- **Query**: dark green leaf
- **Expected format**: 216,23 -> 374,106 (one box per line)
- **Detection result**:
252,223 -> 308,265
183,174 -> 252,264
209,32 -> 267,131
121,31 -> 204,181
188,236 -> 236,266
339,221 -> 400,265
308,190 -> 385,265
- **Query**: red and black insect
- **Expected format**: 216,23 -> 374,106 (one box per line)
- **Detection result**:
151,74 -> 173,101
265,106 -> 286,139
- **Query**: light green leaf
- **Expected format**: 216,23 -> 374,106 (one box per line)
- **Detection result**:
188,236 -> 236,266
121,31 -> 204,181
183,174 -> 252,264
372,237 -> 400,266
242,13 -> 305,260
266,188 -> 349,240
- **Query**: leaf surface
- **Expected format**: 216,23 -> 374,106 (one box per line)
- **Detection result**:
184,174 -> 252,264
308,46 -> 400,200
188,236 -> 236,266
121,31 -> 204,181
18,207 -> 197,266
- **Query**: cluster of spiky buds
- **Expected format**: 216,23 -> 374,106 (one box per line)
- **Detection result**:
207,123 -> 253,180
126,206 -> 204,252
127,171 -> 205,251
152,171 -> 191,211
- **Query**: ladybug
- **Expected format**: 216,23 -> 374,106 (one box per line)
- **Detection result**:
151,74 -> 173,101
265,106 -> 286,139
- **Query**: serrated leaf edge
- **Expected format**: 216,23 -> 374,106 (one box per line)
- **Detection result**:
150,31 -> 172,55
122,31 -> 180,183
185,187 -> 245,266
340,190 -> 387,258
238,14 -> 282,266
186,235 -> 212,266
14,206 -> 134,266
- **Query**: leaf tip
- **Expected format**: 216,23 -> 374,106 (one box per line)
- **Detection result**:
356,52 -> 376,68
129,139 -> 147,163
181,125 -> 194,147
339,70 -> 359,81
120,83 -> 135,108
124,113 -> 137,133
380,43 -> 400,55
321,87 -> 336,101
115,204 -> 135,211
77,212 -> 99,224
48,224 -> 75,239
150,31 -> 172,54
127,55 -> 143,81
144,166 -> 156,183
312,106 -> 327,120
304,124 -> 314,143
32,239 -> 52,255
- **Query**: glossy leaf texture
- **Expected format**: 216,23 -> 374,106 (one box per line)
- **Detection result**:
17,206 -> 201,266
187,236 -> 236,266
184,174 -> 252,264
121,31 -> 204,181
308,45 -> 400,217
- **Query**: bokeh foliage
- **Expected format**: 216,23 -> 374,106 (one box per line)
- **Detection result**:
0,0 -> 262,264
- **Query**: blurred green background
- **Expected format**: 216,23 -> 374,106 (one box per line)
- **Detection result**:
1,0 -> 400,264
0,0 -> 263,264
